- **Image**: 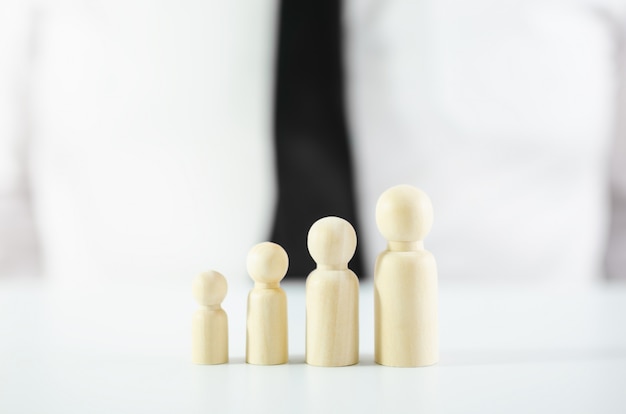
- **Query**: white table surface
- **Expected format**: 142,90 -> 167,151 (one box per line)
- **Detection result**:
1,277 -> 625,414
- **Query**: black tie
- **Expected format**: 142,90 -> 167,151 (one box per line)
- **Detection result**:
271,0 -> 365,278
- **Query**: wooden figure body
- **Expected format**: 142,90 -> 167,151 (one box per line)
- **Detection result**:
246,242 -> 289,365
374,185 -> 438,367
306,216 -> 359,367
192,270 -> 229,365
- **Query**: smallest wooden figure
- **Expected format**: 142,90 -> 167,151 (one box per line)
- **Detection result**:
246,242 -> 289,365
192,270 -> 229,365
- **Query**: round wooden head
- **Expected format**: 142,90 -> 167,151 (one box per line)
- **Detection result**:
192,270 -> 228,307
376,185 -> 433,242
247,242 -> 289,284
307,216 -> 357,269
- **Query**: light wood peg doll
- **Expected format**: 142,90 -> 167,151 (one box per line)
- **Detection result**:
246,241 -> 289,365
306,216 -> 359,367
374,184 -> 438,367
192,270 -> 229,365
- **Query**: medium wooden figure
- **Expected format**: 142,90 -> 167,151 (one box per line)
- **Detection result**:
375,185 -> 438,367
192,270 -> 229,365
305,216 -> 359,367
246,242 -> 289,365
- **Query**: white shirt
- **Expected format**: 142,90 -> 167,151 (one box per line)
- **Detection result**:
347,0 -> 624,286
0,0 -> 623,286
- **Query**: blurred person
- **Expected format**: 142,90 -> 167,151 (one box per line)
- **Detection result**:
1,0 -> 625,285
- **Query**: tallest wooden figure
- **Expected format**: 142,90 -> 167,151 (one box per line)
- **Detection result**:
374,185 -> 438,367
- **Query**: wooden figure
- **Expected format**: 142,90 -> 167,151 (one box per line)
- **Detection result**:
374,184 -> 438,367
246,242 -> 289,365
192,270 -> 229,365
305,216 -> 359,367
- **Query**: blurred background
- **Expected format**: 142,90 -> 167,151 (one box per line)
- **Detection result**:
1,0 -> 625,286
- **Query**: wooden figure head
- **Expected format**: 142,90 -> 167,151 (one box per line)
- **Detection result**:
307,216 -> 357,270
376,185 -> 433,242
247,242 -> 289,285
192,270 -> 228,307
